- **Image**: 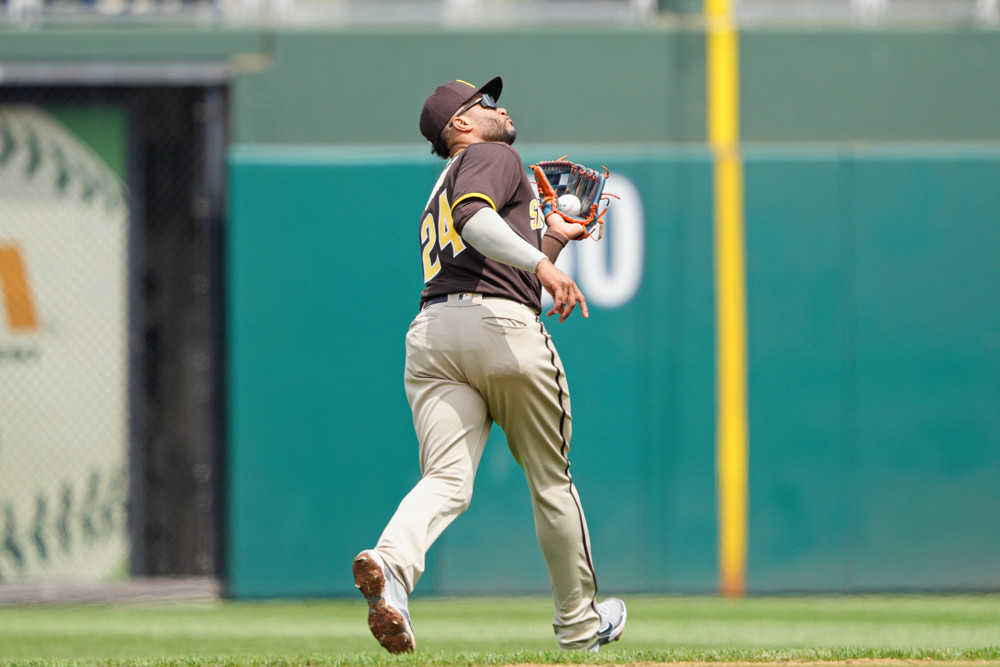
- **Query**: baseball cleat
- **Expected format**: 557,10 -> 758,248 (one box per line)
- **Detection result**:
588,597 -> 627,652
353,550 -> 415,654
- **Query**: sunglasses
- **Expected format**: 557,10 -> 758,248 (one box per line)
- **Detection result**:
453,93 -> 498,119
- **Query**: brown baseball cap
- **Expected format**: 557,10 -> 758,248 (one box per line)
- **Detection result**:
419,76 -> 503,145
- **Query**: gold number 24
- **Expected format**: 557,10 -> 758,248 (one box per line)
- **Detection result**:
421,191 -> 467,282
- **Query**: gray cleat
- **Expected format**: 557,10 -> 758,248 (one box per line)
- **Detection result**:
588,597 -> 627,652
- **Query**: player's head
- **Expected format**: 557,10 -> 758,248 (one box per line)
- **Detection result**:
420,76 -> 514,159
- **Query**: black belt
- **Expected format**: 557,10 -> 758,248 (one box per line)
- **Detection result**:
421,295 -> 448,310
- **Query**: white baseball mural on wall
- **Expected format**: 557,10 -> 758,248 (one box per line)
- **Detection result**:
0,106 -> 130,582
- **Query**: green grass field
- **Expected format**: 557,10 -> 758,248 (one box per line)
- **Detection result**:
1,594 -> 999,666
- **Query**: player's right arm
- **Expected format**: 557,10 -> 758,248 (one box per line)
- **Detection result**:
459,205 -> 546,271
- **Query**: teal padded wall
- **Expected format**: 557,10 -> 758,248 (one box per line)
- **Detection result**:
850,150 -> 1000,589
743,150 -> 852,591
744,146 -> 1000,592
227,146 -> 718,598
229,143 -> 1000,597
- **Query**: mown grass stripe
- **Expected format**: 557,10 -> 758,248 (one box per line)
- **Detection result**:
1,596 -> 997,666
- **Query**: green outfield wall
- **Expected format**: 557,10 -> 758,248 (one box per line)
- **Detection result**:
3,23 -> 998,596
2,27 -> 999,144
227,143 -> 1000,597
226,146 -> 719,597
743,145 -> 1000,592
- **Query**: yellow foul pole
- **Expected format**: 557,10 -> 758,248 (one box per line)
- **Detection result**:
706,0 -> 748,598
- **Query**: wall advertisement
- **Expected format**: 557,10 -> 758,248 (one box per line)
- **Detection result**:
0,105 -> 130,582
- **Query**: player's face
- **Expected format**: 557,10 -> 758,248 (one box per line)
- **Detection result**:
480,110 -> 517,145
450,94 -> 517,146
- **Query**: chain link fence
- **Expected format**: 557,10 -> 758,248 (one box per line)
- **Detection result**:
0,82 -> 226,586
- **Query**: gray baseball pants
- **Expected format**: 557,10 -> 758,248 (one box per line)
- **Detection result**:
374,292 -> 601,650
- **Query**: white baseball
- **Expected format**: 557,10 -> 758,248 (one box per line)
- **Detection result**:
557,193 -> 582,216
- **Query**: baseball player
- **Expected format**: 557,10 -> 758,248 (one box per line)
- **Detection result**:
353,76 -> 626,654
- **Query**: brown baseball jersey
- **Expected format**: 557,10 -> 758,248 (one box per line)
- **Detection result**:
418,141 -> 545,312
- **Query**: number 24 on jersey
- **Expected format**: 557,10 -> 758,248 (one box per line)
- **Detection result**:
420,192 -> 466,283
420,193 -> 544,283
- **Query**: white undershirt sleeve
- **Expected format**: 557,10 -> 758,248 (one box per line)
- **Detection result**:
460,206 -> 547,273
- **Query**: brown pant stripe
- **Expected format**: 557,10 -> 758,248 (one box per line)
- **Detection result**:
536,317 -> 600,601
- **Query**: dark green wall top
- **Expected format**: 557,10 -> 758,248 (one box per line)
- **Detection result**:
4,25 -> 998,145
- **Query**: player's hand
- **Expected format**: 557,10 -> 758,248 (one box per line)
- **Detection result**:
536,258 -> 588,322
544,212 -> 587,241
